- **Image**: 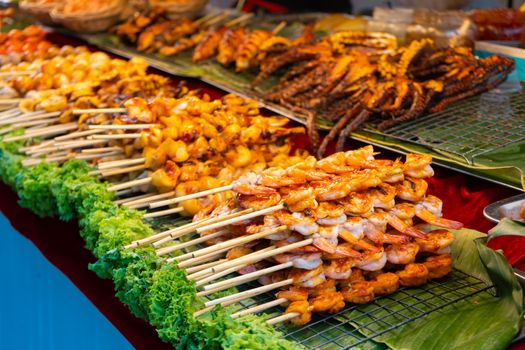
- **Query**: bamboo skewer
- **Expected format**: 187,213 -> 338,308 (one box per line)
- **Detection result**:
271,21 -> 287,35
123,190 -> 176,207
54,129 -> 105,141
187,238 -> 313,280
98,157 -> 145,170
195,279 -> 293,316
202,12 -> 229,27
90,133 -> 142,140
0,70 -> 35,77
224,13 -> 254,27
0,111 -> 61,125
88,124 -> 156,130
197,262 -> 293,297
9,117 -> 59,128
149,208 -> 254,248
82,146 -> 123,154
0,98 -> 22,104
176,248 -> 231,268
114,192 -> 155,205
171,225 -> 287,260
107,177 -> 151,192
193,263 -> 250,286
185,259 -> 229,275
143,206 -> 184,219
0,108 -> 21,121
198,262 -> 293,297
3,122 -> 78,142
194,204 -> 284,234
194,11 -> 220,26
155,229 -> 228,255
266,312 -> 299,325
94,164 -> 149,177
149,184 -> 234,208
72,108 -> 126,115
230,298 -> 288,319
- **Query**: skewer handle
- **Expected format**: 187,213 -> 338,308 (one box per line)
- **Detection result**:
72,108 -> 126,115
231,298 -> 288,319
106,177 -> 151,192
149,184 -> 233,208
266,312 -> 299,325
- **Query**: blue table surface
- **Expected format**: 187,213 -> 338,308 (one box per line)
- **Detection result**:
0,213 -> 133,350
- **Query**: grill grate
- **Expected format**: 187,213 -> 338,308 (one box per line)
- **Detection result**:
363,89 -> 525,165
206,269 -> 494,349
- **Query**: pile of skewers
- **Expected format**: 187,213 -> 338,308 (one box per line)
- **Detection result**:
125,145 -> 463,325
111,8 -> 313,72
111,9 -> 515,157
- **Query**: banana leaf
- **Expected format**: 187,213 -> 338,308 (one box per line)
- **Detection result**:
340,226 -> 524,350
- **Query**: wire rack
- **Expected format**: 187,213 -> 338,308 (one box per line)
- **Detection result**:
205,268 -> 494,349
362,89 -> 525,165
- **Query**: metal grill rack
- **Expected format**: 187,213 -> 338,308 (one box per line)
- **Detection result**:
207,269 -> 494,349
362,89 -> 525,165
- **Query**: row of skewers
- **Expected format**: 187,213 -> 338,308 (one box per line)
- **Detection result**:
111,8 -> 515,157
0,23 -> 462,327
123,145 -> 462,325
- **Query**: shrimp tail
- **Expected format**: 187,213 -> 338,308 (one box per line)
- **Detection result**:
388,215 -> 427,239
340,230 -> 380,252
416,209 -> 463,230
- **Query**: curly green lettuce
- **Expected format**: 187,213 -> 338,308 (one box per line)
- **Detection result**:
15,162 -> 58,217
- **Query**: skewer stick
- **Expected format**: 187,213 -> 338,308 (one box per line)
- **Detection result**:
198,262 -> 293,296
143,207 -> 184,219
172,225 -> 287,260
176,248 -> 230,268
98,157 -> 145,170
266,312 -> 299,325
202,279 -> 293,308
90,133 -> 142,140
155,229 -> 228,255
10,117 -> 59,128
0,126 -> 14,135
72,108 -> 126,115
93,164 -> 149,177
115,192 -> 155,205
149,184 -> 233,208
82,146 -> 123,154
0,98 -> 22,104
75,151 -> 122,161
191,247 -> 274,284
224,13 -> 254,27
54,129 -> 104,141
151,208 -> 254,248
106,177 -> 151,192
88,124 -> 156,130
123,190 -> 175,207
0,108 -> 21,121
231,298 -> 287,319
20,140 -> 53,153
194,204 -> 284,234
0,111 -> 61,125
271,21 -> 287,35
3,122 -> 78,142
185,259 -> 229,275
194,11 -> 219,25
0,70 -> 35,77
187,238 -> 313,280
193,263 -> 249,285
56,139 -> 106,151
203,12 -> 229,27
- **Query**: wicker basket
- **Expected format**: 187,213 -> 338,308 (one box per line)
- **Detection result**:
50,0 -> 125,33
19,0 -> 60,26
149,0 -> 208,19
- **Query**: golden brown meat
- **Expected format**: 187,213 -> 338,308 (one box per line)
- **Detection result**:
235,30 -> 273,72
341,281 -> 375,304
396,263 -> 429,287
217,26 -> 248,66
423,254 -> 452,279
285,301 -> 312,326
193,26 -> 227,63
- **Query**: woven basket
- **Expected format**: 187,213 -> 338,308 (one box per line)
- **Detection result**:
149,0 -> 208,19
19,0 -> 60,26
50,0 -> 125,33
